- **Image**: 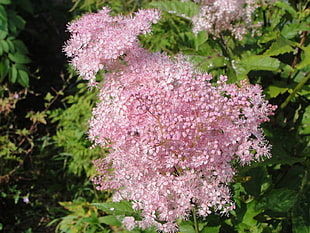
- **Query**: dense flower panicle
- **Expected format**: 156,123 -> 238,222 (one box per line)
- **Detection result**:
64,7 -> 160,86
89,49 -> 276,231
192,0 -> 274,39
64,7 -> 276,233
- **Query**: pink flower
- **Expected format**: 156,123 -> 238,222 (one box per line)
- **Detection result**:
64,7 -> 160,86
64,7 -> 276,232
192,0 -> 275,39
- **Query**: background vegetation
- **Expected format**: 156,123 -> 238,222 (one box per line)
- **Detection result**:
0,0 -> 309,232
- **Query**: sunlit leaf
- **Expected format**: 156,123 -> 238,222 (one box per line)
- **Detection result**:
263,36 -> 296,56
149,0 -> 199,19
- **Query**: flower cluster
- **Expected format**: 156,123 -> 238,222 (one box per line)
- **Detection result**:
192,0 -> 273,39
64,7 -> 160,86
64,7 -> 276,233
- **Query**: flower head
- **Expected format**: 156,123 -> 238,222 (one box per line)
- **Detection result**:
64,7 -> 276,232
192,0 -> 275,39
64,7 -> 160,86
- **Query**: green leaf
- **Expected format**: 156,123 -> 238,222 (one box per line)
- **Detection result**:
240,55 -> 280,72
194,31 -> 208,51
241,167 -> 271,197
296,45 -> 310,70
0,21 -> 8,39
9,65 -> 17,83
281,22 -> 310,39
149,0 -> 200,19
0,57 -> 9,80
179,222 -> 195,233
0,39 -> 8,53
200,225 -> 220,233
265,80 -> 296,98
274,1 -> 297,18
292,183 -> 310,233
6,38 -> 14,52
299,105 -> 310,135
8,52 -> 31,64
0,5 -> 7,20
0,0 -> 11,4
17,69 -> 29,87
257,31 -> 278,46
257,189 -> 298,212
15,63 -> 29,72
236,200 -> 261,231
13,40 -> 29,54
8,10 -> 26,31
92,201 -> 136,216
263,36 -> 295,56
98,215 -> 122,227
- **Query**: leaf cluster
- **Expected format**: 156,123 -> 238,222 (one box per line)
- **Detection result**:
0,0 -> 32,88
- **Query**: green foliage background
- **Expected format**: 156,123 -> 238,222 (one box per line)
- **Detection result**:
0,0 -> 309,232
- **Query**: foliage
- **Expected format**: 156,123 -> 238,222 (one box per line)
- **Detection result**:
50,199 -> 118,233
0,0 -> 32,88
49,79 -> 104,177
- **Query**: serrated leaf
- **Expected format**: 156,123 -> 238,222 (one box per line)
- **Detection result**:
8,52 -> 31,64
263,36 -> 295,56
241,55 -> 280,72
149,0 -> 199,19
92,201 -> 135,216
274,1 -> 297,18
299,105 -> 310,135
26,111 -> 47,124
281,22 -> 310,39
265,80 -> 296,98
98,215 -> 122,227
258,31 -> 279,45
44,92 -> 54,102
296,45 -> 310,70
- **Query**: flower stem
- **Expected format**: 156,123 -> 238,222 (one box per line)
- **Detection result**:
192,208 -> 199,233
280,72 -> 310,109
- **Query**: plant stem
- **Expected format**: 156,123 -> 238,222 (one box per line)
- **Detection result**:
192,208 -> 199,233
280,72 -> 310,109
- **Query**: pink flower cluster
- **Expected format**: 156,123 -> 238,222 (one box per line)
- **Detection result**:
64,7 -> 160,86
64,7 -> 276,233
192,0 -> 274,39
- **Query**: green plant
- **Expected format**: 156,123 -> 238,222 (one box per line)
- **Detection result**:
49,79 -> 104,178
0,0 -> 32,87
52,0 -> 309,232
